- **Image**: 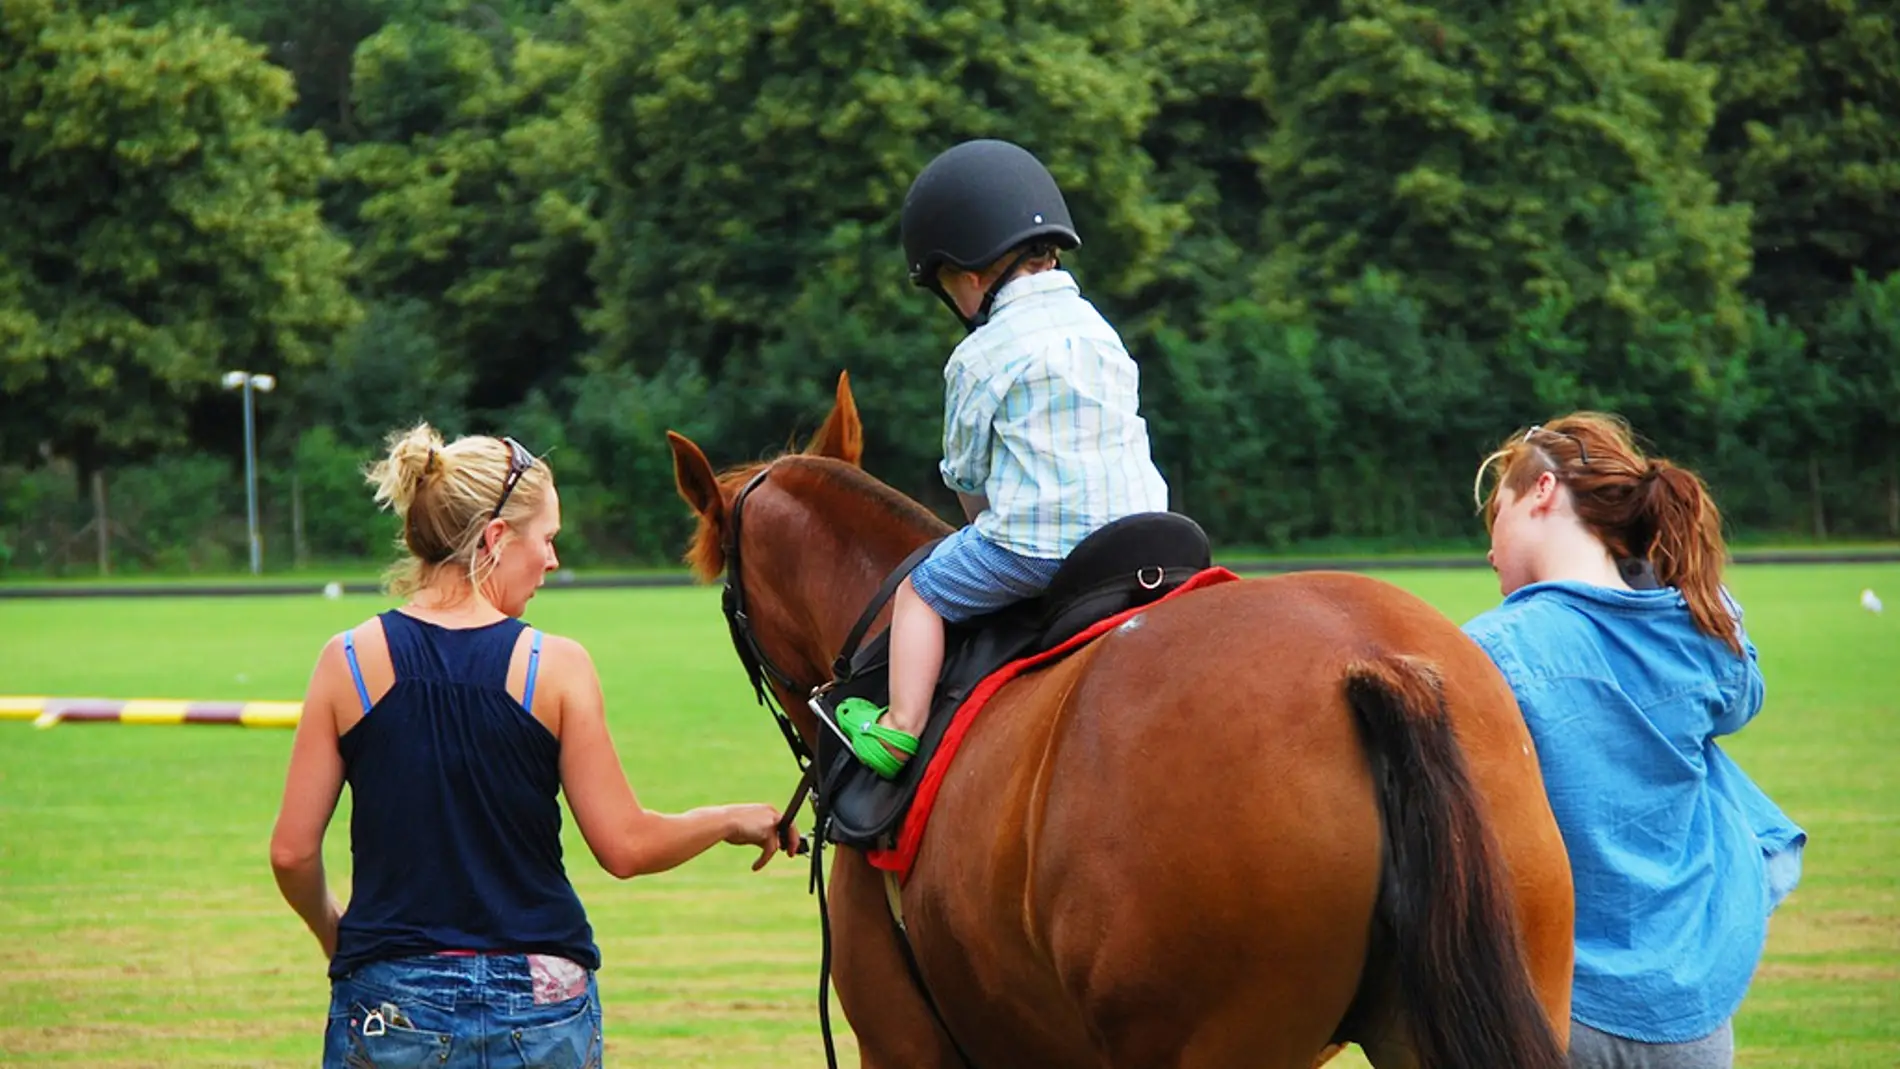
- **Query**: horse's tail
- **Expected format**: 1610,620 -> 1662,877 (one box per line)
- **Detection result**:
1344,654 -> 1566,1069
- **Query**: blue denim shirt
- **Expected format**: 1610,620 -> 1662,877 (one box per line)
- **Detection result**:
1464,582 -> 1806,1043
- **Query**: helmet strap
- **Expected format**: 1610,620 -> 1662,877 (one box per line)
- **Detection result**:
926,280 -> 970,331
963,248 -> 1040,333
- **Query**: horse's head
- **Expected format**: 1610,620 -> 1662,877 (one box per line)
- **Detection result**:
668,371 -> 949,754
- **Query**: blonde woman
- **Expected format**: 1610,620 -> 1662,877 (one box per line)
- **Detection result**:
270,424 -> 793,1068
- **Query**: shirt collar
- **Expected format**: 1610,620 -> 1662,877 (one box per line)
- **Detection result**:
1503,580 -> 1680,611
990,269 -> 1079,314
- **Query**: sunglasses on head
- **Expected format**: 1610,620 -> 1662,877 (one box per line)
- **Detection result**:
491,436 -> 536,519
1524,424 -> 1590,467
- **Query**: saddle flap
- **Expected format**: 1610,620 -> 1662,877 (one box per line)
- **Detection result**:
819,606 -> 1044,848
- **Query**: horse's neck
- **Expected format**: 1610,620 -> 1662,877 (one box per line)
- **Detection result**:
780,472 -> 939,664
794,531 -> 922,659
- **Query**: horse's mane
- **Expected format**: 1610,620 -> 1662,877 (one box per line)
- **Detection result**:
684,454 -> 950,582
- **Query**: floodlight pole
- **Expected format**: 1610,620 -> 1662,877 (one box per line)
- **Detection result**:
222,371 -> 277,576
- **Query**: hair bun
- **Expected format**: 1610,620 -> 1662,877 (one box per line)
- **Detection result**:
369,422 -> 447,516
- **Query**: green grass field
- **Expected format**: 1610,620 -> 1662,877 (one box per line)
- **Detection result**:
0,565 -> 1894,1067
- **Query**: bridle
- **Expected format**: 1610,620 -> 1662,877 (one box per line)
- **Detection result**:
720,466 -> 819,777
719,462 -> 924,796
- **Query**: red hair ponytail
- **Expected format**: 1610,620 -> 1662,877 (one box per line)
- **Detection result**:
1477,413 -> 1740,653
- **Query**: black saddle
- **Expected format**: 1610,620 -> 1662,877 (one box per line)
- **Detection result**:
814,511 -> 1213,851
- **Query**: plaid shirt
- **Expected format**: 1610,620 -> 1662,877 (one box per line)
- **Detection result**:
939,270 -> 1170,559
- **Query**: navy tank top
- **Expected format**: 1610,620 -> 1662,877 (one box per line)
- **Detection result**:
328,610 -> 598,979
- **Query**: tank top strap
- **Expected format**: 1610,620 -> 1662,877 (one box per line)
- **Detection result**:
462,617 -> 530,691
522,629 -> 545,711
376,610 -> 438,680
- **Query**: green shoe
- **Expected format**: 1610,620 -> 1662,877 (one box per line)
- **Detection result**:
835,697 -> 884,736
834,698 -> 919,780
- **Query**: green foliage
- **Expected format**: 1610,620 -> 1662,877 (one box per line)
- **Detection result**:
1153,272 -> 1505,546
0,454 -> 251,575
3,0 -> 1899,573
90,0 -> 571,139
337,19 -> 599,413
0,465 -> 71,576
1816,271 -> 1900,451
0,0 -> 360,473
1673,0 -> 1900,327
1708,304 -> 1816,532
285,299 -> 472,451
1252,0 -> 1753,397
108,456 -> 248,572
1135,0 -> 1274,314
1813,270 -> 1900,532
1147,305 -> 1336,545
510,360 -> 717,563
282,425 -> 395,560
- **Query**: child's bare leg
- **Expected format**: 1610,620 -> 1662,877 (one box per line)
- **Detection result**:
882,576 -> 944,742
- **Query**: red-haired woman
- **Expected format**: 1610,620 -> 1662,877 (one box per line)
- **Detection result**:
1465,415 -> 1805,1069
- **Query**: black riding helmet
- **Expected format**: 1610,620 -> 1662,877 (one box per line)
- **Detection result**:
901,139 -> 1081,330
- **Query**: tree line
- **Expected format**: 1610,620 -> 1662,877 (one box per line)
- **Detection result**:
2,0 -> 1896,575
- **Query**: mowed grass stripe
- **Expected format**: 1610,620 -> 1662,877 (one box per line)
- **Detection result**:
0,565 -> 1892,1067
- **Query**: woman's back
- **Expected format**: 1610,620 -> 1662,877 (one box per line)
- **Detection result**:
1467,413 -> 1806,1065
1465,583 -> 1770,1041
270,421 -> 793,1068
331,610 -> 596,979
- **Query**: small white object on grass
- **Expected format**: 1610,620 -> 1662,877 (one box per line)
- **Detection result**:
323,581 -> 343,600
1861,588 -> 1883,614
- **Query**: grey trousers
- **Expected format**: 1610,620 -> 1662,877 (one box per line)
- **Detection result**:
1570,1020 -> 1734,1069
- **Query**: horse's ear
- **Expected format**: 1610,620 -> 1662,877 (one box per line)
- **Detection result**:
805,370 -> 863,467
668,430 -> 724,522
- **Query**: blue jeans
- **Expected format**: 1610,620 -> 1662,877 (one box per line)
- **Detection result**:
324,954 -> 602,1069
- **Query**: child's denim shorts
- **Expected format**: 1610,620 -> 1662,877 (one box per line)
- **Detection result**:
909,525 -> 1062,624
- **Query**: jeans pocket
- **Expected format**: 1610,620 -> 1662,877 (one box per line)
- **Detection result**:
504,994 -> 602,1069
327,999 -> 456,1069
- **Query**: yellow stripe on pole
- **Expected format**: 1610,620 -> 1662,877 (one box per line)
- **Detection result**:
3,696 -> 304,728
239,702 -> 302,728
0,697 -> 48,722
119,701 -> 191,724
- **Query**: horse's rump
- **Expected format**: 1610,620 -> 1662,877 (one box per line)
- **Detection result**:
904,571 -> 1573,1066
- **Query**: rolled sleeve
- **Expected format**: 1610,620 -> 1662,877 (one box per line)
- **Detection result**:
939,360 -> 1009,495
1713,636 -> 1765,738
1713,591 -> 1765,737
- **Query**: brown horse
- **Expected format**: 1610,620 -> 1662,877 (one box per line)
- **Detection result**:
669,373 -> 1574,1069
